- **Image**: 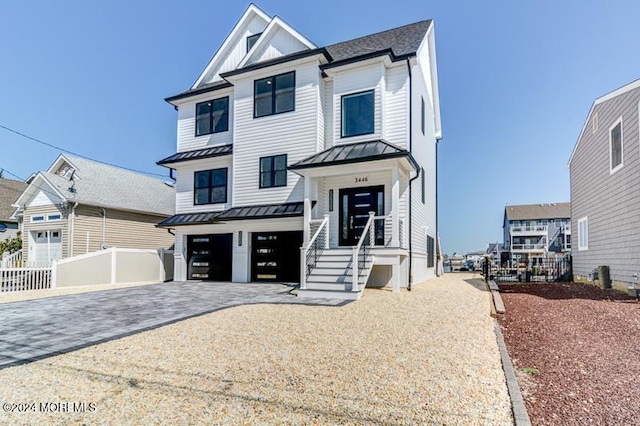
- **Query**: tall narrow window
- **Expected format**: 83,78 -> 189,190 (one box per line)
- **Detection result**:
194,168 -> 228,205
195,97 -> 229,136
341,90 -> 375,137
254,72 -> 295,118
578,217 -> 588,251
609,119 -> 623,172
427,235 -> 435,267
260,154 -> 287,188
246,33 -> 262,52
421,96 -> 426,135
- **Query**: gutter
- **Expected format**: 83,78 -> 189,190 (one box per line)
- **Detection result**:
406,58 -> 418,291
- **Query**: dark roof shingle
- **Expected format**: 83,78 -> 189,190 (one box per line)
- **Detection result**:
0,178 -> 27,222
505,203 -> 571,221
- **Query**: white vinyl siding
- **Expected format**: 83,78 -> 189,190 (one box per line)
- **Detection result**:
578,217 -> 588,251
248,27 -> 310,65
383,65 -> 409,148
232,61 -> 321,206
174,157 -> 233,214
332,63 -> 383,145
176,88 -> 234,153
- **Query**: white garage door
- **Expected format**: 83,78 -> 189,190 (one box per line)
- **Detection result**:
31,230 -> 62,265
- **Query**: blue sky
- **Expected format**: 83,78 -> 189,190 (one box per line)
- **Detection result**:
1,0 -> 639,255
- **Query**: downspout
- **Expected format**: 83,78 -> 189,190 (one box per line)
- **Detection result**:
101,208 -> 107,249
69,202 -> 78,257
406,58 -> 418,291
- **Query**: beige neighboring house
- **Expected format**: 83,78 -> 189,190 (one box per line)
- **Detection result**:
12,154 -> 175,266
0,178 -> 28,242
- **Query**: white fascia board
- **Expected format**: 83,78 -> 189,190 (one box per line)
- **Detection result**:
322,55 -> 391,77
237,16 -> 316,69
13,172 -> 67,208
46,153 -> 78,175
169,87 -> 235,108
223,54 -> 325,84
568,78 -> 640,166
192,4 -> 272,89
425,24 -> 442,140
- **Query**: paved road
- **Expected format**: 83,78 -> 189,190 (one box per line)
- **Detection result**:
0,281 -> 347,369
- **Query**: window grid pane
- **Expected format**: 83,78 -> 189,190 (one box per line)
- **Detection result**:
342,91 -> 375,137
196,102 -> 212,136
254,72 -> 295,118
212,97 -> 229,133
194,168 -> 227,205
259,155 -> 287,188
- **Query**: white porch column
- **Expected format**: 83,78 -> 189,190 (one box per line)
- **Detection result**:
303,176 -> 312,245
391,166 -> 400,247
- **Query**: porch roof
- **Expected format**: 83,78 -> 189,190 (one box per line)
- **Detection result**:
157,201 -> 305,227
289,140 -> 419,171
157,144 -> 233,167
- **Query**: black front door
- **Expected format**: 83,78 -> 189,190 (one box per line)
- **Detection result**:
252,231 -> 303,283
339,185 -> 385,246
187,234 -> 233,281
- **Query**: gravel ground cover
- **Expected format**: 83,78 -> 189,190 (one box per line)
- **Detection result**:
0,273 -> 512,424
498,282 -> 640,425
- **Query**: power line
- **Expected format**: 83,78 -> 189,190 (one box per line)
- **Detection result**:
0,124 -> 168,178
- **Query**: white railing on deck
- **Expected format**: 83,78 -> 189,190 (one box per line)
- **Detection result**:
0,267 -> 52,292
300,214 -> 330,290
1,250 -> 22,268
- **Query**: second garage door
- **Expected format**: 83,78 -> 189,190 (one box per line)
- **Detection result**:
252,231 -> 302,283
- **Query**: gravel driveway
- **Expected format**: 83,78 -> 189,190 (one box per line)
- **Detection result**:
0,273 -> 512,424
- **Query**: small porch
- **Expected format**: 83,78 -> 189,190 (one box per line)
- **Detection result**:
289,140 -> 419,299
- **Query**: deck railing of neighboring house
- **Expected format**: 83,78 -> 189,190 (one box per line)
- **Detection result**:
510,225 -> 548,233
352,212 -> 377,293
300,214 -> 330,290
511,243 -> 547,251
0,250 -> 23,268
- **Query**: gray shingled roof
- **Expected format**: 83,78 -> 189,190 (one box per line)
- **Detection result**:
505,203 -> 571,221
167,20 -> 432,102
157,144 -> 233,166
38,155 -> 175,217
289,140 -> 418,170
0,178 -> 27,222
157,201 -> 304,227
325,20 -> 432,63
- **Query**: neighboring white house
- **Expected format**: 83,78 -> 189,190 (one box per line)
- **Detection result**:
11,154 -> 175,266
158,4 -> 442,299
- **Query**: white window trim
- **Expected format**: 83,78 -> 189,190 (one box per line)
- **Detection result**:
577,216 -> 588,251
47,214 -> 62,222
609,117 -> 623,174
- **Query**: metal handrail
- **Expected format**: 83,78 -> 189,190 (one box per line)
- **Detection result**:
352,212 -> 376,292
300,214 -> 329,290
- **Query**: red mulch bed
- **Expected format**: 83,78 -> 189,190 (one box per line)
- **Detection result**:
498,282 -> 640,425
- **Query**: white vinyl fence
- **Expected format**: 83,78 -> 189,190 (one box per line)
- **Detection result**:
0,248 -> 173,292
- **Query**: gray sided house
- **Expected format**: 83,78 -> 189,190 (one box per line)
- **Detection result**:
12,154 -> 175,266
0,178 -> 28,243
503,203 -> 571,262
569,78 -> 640,291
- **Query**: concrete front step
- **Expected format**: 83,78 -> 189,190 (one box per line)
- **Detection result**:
297,288 -> 363,300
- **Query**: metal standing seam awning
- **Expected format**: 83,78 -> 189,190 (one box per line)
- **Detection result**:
157,144 -> 233,167
288,139 -> 419,172
157,202 -> 307,227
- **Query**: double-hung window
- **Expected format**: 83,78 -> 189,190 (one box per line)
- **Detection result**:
609,118 -> 623,173
342,90 -> 375,138
577,217 -> 588,251
194,168 -> 228,205
195,97 -> 229,136
254,72 -> 295,118
260,154 -> 287,188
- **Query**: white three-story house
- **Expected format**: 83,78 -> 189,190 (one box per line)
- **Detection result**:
158,5 -> 442,299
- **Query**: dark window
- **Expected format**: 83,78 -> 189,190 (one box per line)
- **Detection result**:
421,168 -> 425,204
341,90 -> 375,137
195,97 -> 229,136
246,33 -> 262,52
610,121 -> 623,170
254,72 -> 295,118
194,168 -> 228,205
427,235 -> 435,268
260,154 -> 287,188
421,96 -> 425,135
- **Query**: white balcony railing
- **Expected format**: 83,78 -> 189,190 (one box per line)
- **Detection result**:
563,224 -> 571,235
511,243 -> 546,252
510,225 -> 548,234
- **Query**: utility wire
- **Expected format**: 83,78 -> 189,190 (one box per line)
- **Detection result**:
0,166 -> 67,204
0,124 -> 168,178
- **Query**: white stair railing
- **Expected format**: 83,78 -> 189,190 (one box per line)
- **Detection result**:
1,250 -> 22,268
300,214 -> 330,290
352,212 -> 377,292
